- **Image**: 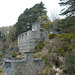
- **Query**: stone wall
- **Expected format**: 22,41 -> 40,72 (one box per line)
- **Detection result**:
3,52 -> 44,75
18,22 -> 45,52
2,22 -> 45,75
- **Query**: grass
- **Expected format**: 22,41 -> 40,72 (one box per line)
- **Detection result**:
0,67 -> 4,75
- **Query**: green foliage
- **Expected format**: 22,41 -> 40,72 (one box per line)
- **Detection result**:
57,17 -> 75,28
57,47 -> 64,55
56,33 -> 74,54
42,54 -> 52,68
48,33 -> 57,39
37,13 -> 50,25
44,22 -> 52,29
2,36 -> 6,43
44,24 -> 49,29
17,52 -> 21,55
69,33 -> 75,38
65,54 -> 74,67
33,52 -> 41,58
64,42 -> 73,51
57,33 -> 75,41
42,54 -> 49,64
0,68 -> 4,73
12,51 -> 17,57
65,54 -> 75,74
34,41 -> 45,53
33,55 -> 39,58
0,53 -> 5,58
15,2 -> 46,37
59,0 -> 75,16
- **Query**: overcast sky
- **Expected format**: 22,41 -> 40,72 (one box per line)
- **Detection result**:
0,0 -> 62,27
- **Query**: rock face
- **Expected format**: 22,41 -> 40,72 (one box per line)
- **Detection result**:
3,52 -> 44,75
18,22 -> 46,52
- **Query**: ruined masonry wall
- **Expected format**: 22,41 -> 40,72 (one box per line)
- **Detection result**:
18,22 -> 41,52
3,52 -> 44,75
3,22 -> 45,75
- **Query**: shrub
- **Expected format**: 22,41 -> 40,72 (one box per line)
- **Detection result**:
0,67 -> 4,73
0,53 -> 5,58
57,33 -> 75,41
63,41 -> 73,52
69,33 -> 75,38
44,22 -> 52,29
57,33 -> 69,41
57,47 -> 64,55
65,54 -> 75,74
17,52 -> 21,55
48,33 -> 57,39
44,24 -> 49,29
12,51 -> 17,57
55,33 -> 75,54
65,44 -> 73,51
34,41 -> 45,52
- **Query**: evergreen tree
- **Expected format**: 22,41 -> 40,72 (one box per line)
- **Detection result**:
59,0 -> 75,16
15,2 -> 46,37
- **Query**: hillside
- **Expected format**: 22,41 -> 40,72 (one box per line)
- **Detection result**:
32,33 -> 75,75
0,1 -> 75,75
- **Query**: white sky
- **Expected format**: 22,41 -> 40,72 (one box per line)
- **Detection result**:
0,0 -> 62,27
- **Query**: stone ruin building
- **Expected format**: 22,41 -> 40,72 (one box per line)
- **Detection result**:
3,22 -> 45,75
18,22 -> 46,52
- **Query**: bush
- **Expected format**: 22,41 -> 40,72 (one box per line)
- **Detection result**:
65,54 -> 75,74
57,17 -> 75,28
0,53 -> 5,58
57,47 -> 64,55
0,67 -> 4,73
57,33 -> 75,41
57,33 -> 69,41
55,33 -> 75,54
34,41 -> 45,53
48,33 -> 57,39
44,22 -> 52,29
12,51 -> 17,57
17,52 -> 21,55
44,24 -> 49,29
69,33 -> 75,38
63,41 -> 73,52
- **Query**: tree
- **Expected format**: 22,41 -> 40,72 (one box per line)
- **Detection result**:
37,12 -> 49,24
57,16 -> 75,28
59,0 -> 75,16
15,2 -> 46,37
58,0 -> 75,29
